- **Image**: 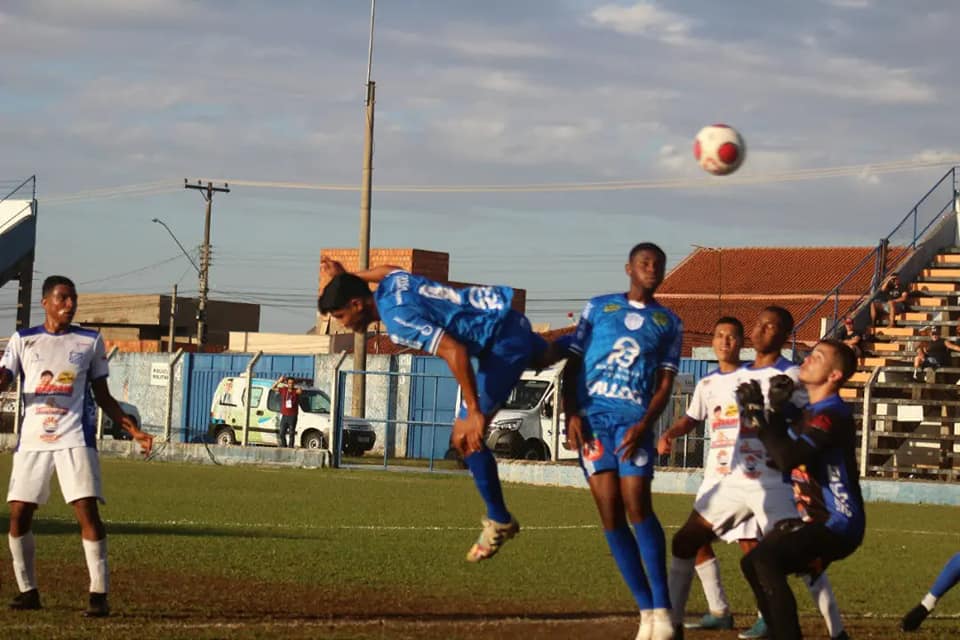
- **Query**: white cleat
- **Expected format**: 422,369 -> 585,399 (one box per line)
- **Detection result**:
651,608 -> 675,640
636,609 -> 653,640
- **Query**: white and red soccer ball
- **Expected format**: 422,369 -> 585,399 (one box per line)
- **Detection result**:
693,124 -> 746,176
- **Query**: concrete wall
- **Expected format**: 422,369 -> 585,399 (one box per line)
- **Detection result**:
105,351 -> 185,437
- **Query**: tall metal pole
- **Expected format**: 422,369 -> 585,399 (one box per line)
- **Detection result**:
353,0 -> 376,417
184,180 -> 229,350
168,284 -> 178,353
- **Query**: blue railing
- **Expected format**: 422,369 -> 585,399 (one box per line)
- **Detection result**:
791,166 -> 958,356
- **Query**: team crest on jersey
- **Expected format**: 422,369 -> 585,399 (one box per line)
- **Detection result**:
582,439 -> 604,461
602,303 -> 621,313
68,350 -> 85,365
652,311 -> 669,327
624,313 -> 644,331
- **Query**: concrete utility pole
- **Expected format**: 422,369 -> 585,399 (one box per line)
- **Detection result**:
353,0 -> 376,418
168,284 -> 177,353
184,180 -> 229,350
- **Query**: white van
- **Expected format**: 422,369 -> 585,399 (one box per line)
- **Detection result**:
484,367 -> 696,462
208,376 -> 376,455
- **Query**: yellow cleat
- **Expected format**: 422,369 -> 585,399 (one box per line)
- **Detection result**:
465,516 -> 519,562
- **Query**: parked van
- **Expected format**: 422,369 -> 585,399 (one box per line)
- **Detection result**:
208,376 -> 376,455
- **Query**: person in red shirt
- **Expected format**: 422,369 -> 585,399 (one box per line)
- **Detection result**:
272,376 -> 301,448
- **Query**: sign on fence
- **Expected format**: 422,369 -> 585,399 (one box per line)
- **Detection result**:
150,363 -> 169,387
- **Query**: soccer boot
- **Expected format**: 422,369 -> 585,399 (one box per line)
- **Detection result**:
684,612 -> 734,630
650,608 -> 675,640
636,609 -> 653,640
84,592 -> 110,618
465,516 -> 519,562
9,588 -> 41,610
900,603 -> 930,631
738,617 -> 769,639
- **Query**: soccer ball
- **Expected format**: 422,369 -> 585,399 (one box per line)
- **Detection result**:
693,124 -> 746,176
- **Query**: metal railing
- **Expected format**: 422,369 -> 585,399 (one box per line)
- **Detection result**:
791,166 -> 958,355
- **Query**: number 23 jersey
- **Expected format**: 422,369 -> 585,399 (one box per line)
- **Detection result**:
569,294 -> 682,425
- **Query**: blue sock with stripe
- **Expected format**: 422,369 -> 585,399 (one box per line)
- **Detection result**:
604,526 -> 653,610
634,515 -> 671,609
464,448 -> 511,524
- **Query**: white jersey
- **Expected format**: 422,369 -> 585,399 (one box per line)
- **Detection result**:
0,325 -> 109,452
685,367 -> 742,482
729,357 -> 807,486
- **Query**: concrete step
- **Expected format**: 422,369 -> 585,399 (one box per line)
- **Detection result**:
872,342 -> 906,352
870,326 -> 918,337
912,282 -> 959,293
903,312 -> 935,321
923,268 -> 960,279
912,298 -> 949,307
934,254 -> 960,265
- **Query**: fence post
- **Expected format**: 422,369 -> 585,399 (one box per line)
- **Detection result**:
550,368 -> 562,462
428,374 -> 439,472
329,352 -> 349,468
241,351 -> 263,446
163,349 -> 185,442
97,346 -> 120,440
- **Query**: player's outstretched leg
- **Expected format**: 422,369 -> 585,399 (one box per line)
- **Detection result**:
803,572 -> 845,639
686,549 -> 734,631
901,552 -> 960,631
464,447 -> 518,562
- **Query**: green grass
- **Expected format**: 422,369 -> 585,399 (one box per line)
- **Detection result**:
0,454 -> 956,638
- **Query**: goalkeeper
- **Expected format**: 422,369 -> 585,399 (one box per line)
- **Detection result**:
736,339 -> 865,640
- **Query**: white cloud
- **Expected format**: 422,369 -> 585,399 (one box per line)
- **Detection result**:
821,0 -> 872,8
590,2 -> 694,44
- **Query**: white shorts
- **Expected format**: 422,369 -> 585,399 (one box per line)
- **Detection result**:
693,476 -> 795,538
7,447 -> 104,505
695,478 -> 763,542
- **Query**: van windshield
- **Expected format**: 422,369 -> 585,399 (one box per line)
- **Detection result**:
502,380 -> 550,410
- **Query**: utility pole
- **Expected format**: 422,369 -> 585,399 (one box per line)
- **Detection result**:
168,284 -> 178,353
184,180 -> 230,351
353,0 -> 376,418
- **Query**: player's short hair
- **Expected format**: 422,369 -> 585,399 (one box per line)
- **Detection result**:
628,242 -> 666,265
763,306 -> 794,334
318,273 -> 372,313
714,316 -> 744,338
42,275 -> 76,298
819,338 -> 857,382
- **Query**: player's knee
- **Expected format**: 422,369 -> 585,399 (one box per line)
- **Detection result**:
672,527 -> 698,558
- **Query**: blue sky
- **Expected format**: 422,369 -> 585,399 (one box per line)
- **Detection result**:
1,0 -> 958,336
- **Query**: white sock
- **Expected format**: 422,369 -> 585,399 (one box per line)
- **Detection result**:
668,556 -> 696,626
82,538 -> 109,594
9,532 -> 37,592
804,573 -> 843,637
921,592 -> 938,611
695,557 -> 730,616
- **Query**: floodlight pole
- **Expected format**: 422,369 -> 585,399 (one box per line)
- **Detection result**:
353,0 -> 376,418
184,180 -> 230,350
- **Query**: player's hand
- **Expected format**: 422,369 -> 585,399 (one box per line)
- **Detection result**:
657,432 -> 673,456
736,380 -> 767,430
768,374 -> 794,412
616,421 -> 648,462
320,256 -> 346,278
121,415 -> 154,456
564,415 -> 586,451
451,409 -> 486,456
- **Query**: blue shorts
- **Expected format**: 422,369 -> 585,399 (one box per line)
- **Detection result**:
578,413 -> 656,480
457,310 -> 548,418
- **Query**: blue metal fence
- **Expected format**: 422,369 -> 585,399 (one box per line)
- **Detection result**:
406,356 -> 458,459
180,352 -> 315,442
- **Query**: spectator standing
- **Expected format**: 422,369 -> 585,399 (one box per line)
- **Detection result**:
273,376 -> 301,448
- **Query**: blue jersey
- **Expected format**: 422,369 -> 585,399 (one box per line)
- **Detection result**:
569,293 -> 683,425
374,271 -> 514,355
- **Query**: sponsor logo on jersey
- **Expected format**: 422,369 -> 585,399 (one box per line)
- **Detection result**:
602,303 -> 621,313
624,313 -> 644,331
68,350 -> 85,365
55,371 -> 75,385
417,283 -> 461,304
393,316 -> 434,336
467,286 -> 505,311
586,380 -> 645,405
827,464 -> 854,517
652,311 -> 669,327
723,404 -> 738,417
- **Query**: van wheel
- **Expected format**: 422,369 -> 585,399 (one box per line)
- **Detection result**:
301,430 -> 327,450
522,440 -> 549,461
214,426 -> 236,446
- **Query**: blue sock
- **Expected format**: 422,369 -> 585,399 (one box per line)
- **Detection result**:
464,448 -> 511,523
931,552 -> 960,598
604,527 -> 653,610
634,515 -> 671,609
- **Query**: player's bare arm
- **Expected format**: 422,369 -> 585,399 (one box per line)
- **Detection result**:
560,353 -> 586,451
91,378 -> 154,456
657,415 -> 698,455
435,334 -> 486,455
617,368 -> 676,461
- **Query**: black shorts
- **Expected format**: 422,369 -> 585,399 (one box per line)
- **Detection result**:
749,518 -> 861,579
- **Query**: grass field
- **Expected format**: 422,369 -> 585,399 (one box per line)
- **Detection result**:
0,454 -> 956,639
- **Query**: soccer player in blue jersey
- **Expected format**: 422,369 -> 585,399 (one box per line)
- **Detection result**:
736,339 -> 865,640
561,242 -> 682,640
900,553 -> 960,631
318,258 -> 565,562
